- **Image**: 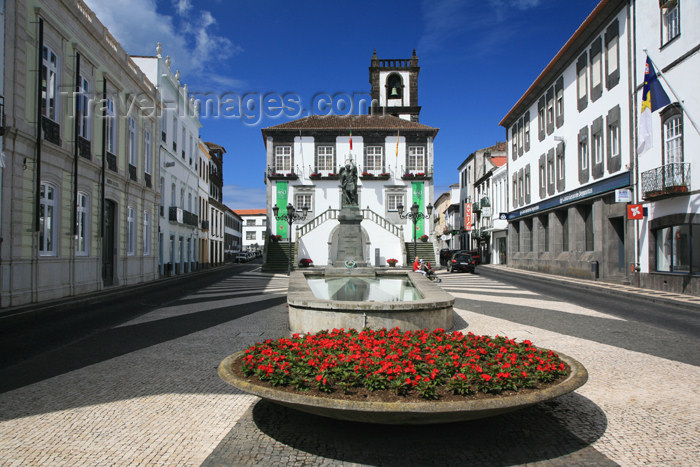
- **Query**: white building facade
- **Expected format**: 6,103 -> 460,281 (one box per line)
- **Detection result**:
133,48 -> 201,276
489,163 -> 510,265
1,0 -> 160,306
236,210 -> 267,252
633,0 -> 699,294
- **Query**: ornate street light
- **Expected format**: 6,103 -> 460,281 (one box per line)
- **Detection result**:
397,201 -> 433,261
272,203 -> 308,275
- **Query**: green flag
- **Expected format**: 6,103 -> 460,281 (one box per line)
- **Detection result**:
276,181 -> 288,238
412,181 -> 424,237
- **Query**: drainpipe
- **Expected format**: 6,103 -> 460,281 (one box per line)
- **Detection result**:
71,50 -> 80,296
33,17 -> 43,302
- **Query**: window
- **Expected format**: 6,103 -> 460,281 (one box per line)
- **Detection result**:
127,207 -> 136,255
537,96 -> 546,141
524,112 -> 530,151
316,146 -> 334,173
663,114 -> 683,164
39,182 -> 56,255
656,224 -> 690,272
547,159 -> 554,185
591,49 -> 602,92
546,89 -> 554,132
295,193 -> 312,211
539,163 -> 546,192
246,219 -> 255,226
171,183 -> 176,206
593,132 -> 603,165
181,127 -> 186,159
555,77 -> 564,127
261,218 -> 267,225
524,171 -> 530,198
246,231 -> 256,240
144,130 -> 152,174
364,146 -> 383,173
511,124 -> 518,159
41,46 -> 59,121
180,187 -> 185,209
161,109 -> 167,141
605,21 -> 620,89
172,117 -> 177,151
577,53 -> 588,111
661,0 -> 680,46
105,98 -> 116,153
188,192 -> 192,212
275,146 -> 292,173
77,192 -> 88,256
517,119 -> 524,155
189,135 -> 194,165
143,210 -> 151,255
387,193 -> 404,211
608,121 -> 620,159
128,117 -> 137,166
408,147 -> 425,172
579,139 -> 589,170
77,75 -> 90,139
557,150 -> 565,180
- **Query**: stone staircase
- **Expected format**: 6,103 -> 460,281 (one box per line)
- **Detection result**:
263,241 -> 297,272
406,241 -> 436,266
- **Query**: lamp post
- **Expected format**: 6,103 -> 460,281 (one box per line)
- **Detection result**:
272,203 -> 308,275
397,201 -> 433,261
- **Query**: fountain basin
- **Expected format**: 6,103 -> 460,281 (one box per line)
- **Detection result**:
287,268 -> 455,334
218,350 -> 588,425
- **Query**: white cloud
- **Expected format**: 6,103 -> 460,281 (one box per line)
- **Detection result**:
84,0 -> 244,90
223,184 -> 267,210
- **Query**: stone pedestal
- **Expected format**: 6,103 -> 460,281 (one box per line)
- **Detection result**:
332,207 -> 367,267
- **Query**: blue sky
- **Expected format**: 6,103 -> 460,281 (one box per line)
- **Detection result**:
85,0 -> 600,209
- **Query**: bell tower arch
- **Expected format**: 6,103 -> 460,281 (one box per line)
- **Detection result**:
369,49 -> 421,121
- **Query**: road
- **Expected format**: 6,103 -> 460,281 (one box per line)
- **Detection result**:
0,264 -> 698,466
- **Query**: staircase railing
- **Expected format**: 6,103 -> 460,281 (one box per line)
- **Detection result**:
297,209 -> 340,238
361,209 -> 404,238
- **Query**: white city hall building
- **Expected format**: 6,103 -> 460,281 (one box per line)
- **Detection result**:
262,51 -> 438,267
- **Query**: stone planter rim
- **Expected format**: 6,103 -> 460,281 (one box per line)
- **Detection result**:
218,349 -> 588,425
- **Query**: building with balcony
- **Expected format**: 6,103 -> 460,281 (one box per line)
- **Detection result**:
261,50 -> 438,268
133,46 -> 201,276
500,0 -> 635,283
223,207 -> 242,259
633,0 -> 699,294
205,142 -> 225,266
0,0 -> 160,306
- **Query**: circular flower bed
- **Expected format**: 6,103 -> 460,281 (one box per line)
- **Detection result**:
237,328 -> 568,400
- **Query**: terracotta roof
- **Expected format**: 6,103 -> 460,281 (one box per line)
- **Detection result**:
234,209 -> 266,216
487,142 -> 507,153
491,156 -> 507,167
263,115 -> 438,134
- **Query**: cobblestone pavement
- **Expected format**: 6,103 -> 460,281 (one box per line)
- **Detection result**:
1,267 -> 699,466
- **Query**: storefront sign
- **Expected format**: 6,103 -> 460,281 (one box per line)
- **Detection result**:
464,203 -> 472,231
507,172 -> 631,220
627,204 -> 644,220
615,189 -> 632,203
483,207 -> 492,217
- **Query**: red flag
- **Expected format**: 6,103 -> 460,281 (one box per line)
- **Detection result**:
349,128 -> 353,151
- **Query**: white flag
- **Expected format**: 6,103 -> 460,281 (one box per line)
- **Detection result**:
637,107 -> 652,154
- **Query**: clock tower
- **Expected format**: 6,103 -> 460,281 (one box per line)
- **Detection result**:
369,49 -> 421,122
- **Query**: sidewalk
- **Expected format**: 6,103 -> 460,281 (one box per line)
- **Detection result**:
476,264 -> 700,311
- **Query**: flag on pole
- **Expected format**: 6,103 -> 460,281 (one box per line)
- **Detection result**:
395,129 -> 400,157
349,127 -> 353,151
638,56 -> 671,154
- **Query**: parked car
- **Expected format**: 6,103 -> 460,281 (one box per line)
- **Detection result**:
462,249 -> 481,265
235,252 -> 249,263
447,252 -> 476,273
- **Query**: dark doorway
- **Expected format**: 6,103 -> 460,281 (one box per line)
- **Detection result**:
102,200 -> 116,286
610,217 -> 625,274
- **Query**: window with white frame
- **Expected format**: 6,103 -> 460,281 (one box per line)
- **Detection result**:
181,127 -> 186,159
386,193 -> 405,212
579,139 -> 589,170
144,130 -> 152,174
364,146 -> 383,173
172,117 -> 178,151
539,164 -> 546,190
161,109 -> 167,141
39,182 -> 57,256
275,146 -> 292,173
246,219 -> 255,226
556,87 -> 564,122
76,192 -> 88,256
105,98 -> 116,153
171,183 -> 176,206
41,46 -> 59,121
128,117 -> 137,166
593,132 -> 603,164
127,206 -> 136,255
246,231 -> 256,240
547,159 -> 554,185
664,114 -> 683,164
546,94 -> 554,129
78,75 -> 90,139
591,49 -> 602,90
143,210 -> 151,255
538,106 -> 545,138
606,32 -> 619,77
577,58 -> 588,104
316,146 -> 334,173
661,0 -> 680,46
511,125 -> 518,158
189,134 -> 194,165
608,121 -> 620,159
557,152 -> 565,180
408,147 -> 425,173
295,193 -> 312,211
524,115 -> 530,149
517,122 -> 524,154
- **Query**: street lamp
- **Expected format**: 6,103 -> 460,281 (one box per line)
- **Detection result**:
397,201 -> 433,261
272,203 -> 308,275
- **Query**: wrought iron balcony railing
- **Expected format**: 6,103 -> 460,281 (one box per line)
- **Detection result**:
641,162 -> 690,200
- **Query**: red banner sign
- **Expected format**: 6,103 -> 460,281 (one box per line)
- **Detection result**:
464,203 -> 472,231
627,204 -> 644,220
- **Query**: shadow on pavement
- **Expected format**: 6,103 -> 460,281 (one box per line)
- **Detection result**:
204,392 -> 613,466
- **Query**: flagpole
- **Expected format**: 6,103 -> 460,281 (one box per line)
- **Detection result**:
644,50 -> 700,136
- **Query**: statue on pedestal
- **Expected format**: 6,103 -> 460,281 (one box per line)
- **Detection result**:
339,160 -> 358,207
